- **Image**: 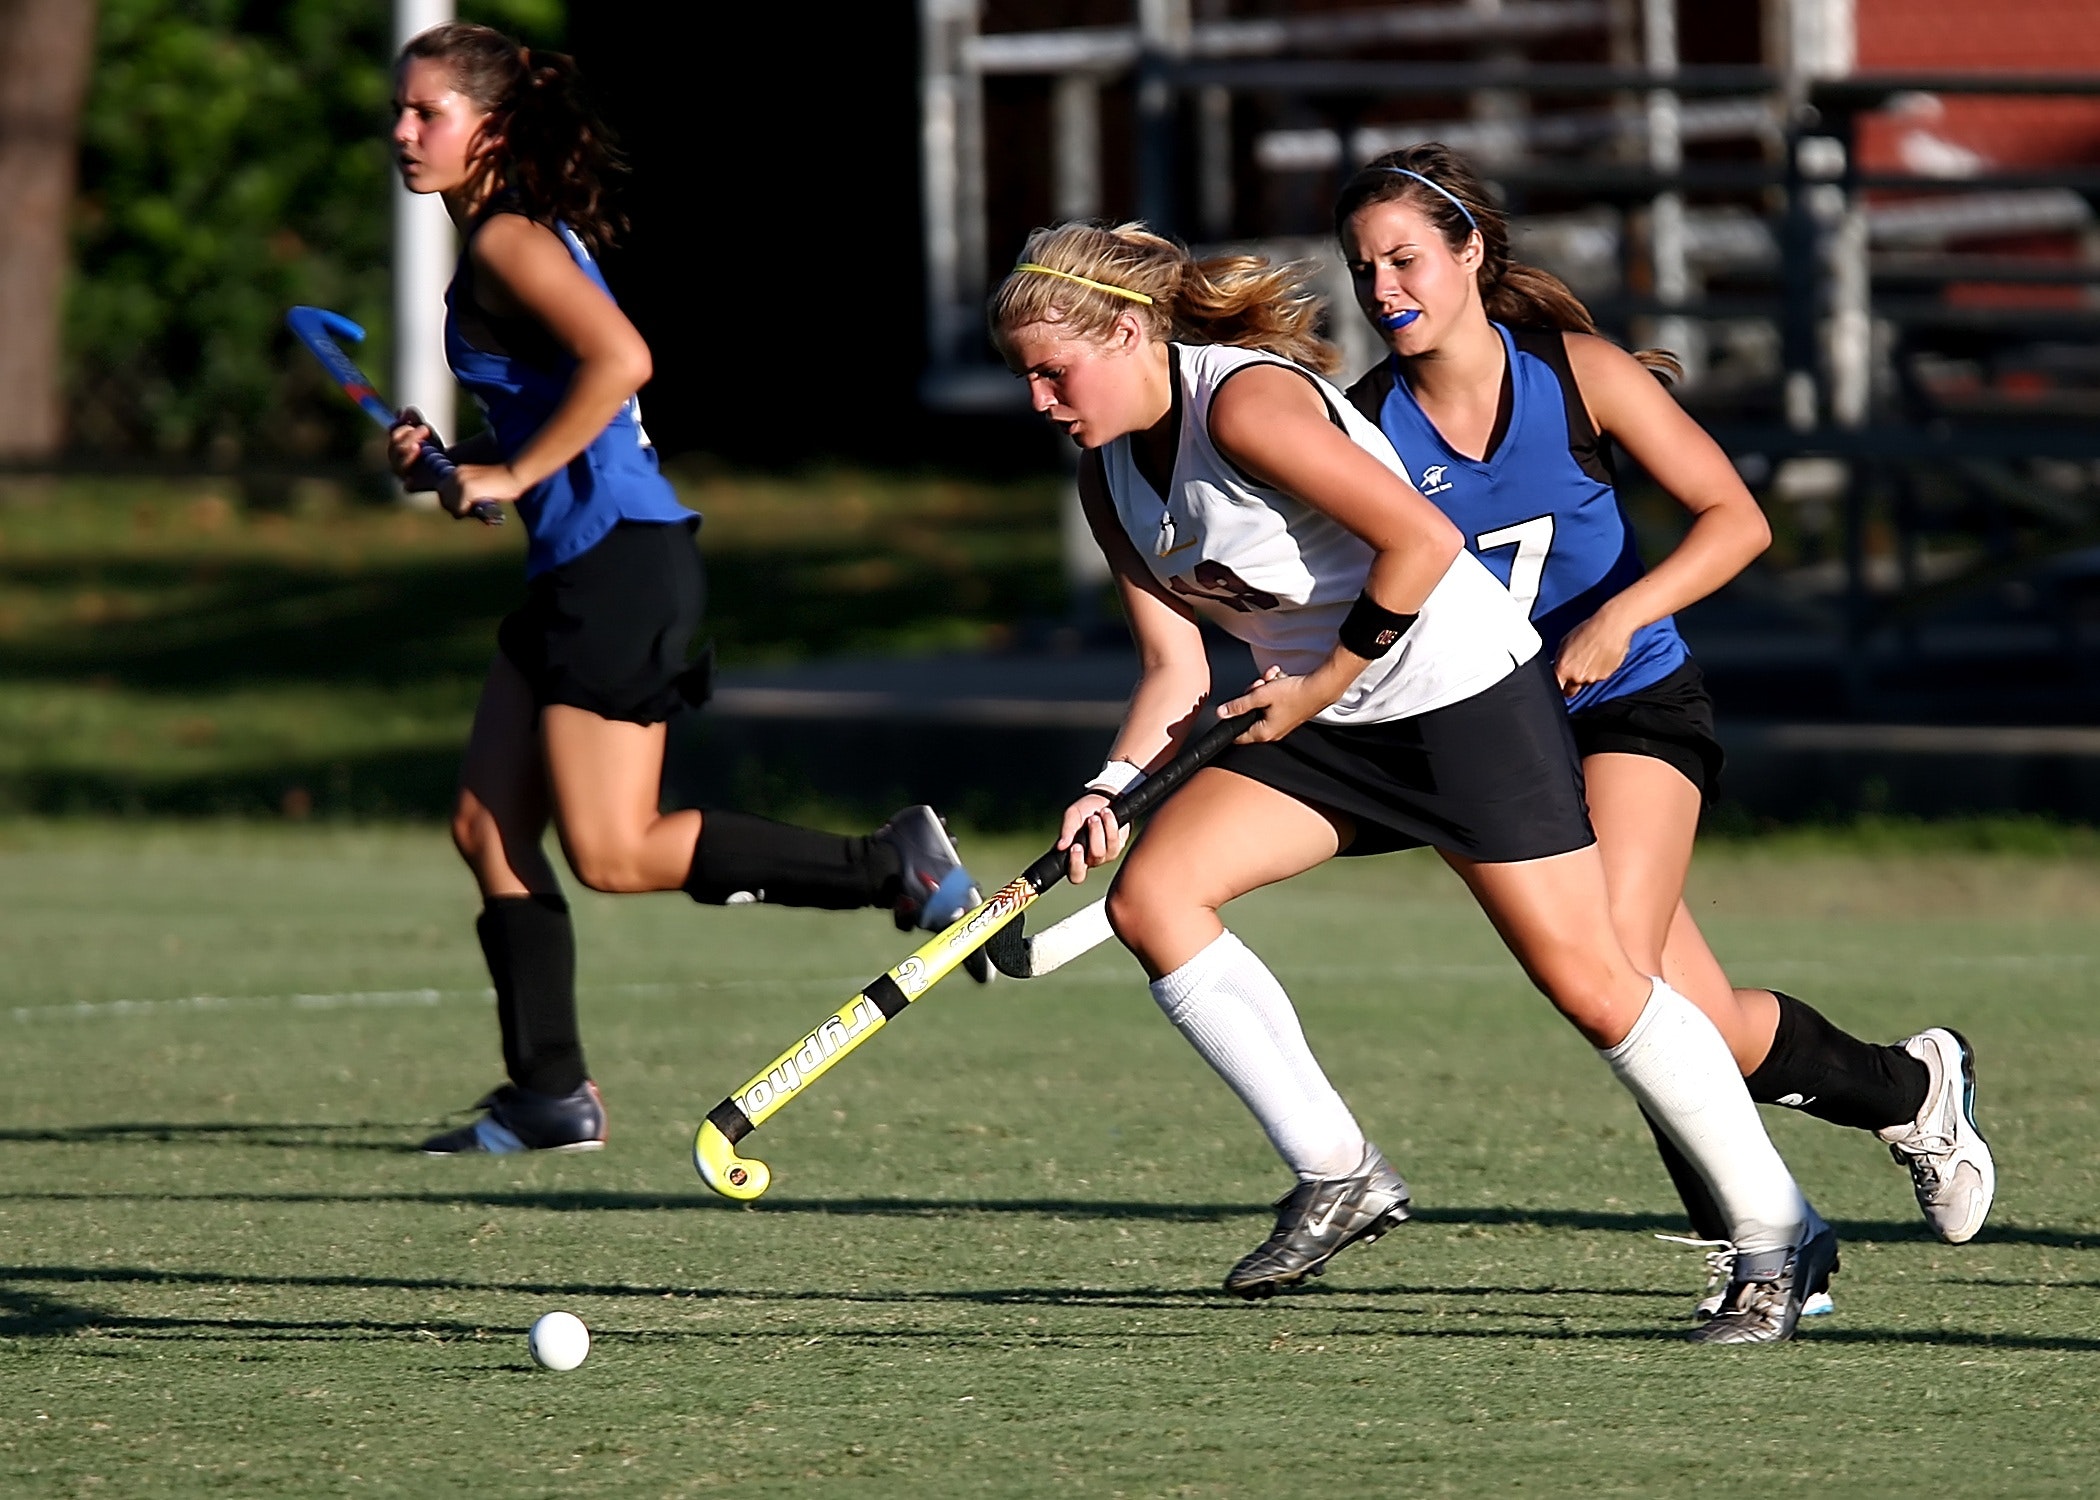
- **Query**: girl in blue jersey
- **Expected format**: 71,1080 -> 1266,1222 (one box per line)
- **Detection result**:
385,23 -> 983,1156
1332,144 -> 1994,1276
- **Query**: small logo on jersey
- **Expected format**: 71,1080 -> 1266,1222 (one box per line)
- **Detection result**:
1417,464 -> 1454,496
1155,512 -> 1198,558
1775,1092 -> 1818,1109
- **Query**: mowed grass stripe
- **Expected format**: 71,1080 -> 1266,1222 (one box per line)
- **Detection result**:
1,824 -> 2096,1496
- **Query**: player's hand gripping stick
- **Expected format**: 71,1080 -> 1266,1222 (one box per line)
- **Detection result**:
693,706 -> 1261,1201
283,306 -> 504,525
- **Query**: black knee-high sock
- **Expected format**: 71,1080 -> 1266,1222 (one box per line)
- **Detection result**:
476,894 -> 585,1097
682,809 -> 900,910
1643,1108 -> 1730,1242
1743,991 -> 1929,1132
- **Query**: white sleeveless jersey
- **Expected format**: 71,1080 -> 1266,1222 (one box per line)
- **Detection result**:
1102,342 -> 1540,725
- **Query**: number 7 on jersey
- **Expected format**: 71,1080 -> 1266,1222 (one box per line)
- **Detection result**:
1474,515 -> 1555,616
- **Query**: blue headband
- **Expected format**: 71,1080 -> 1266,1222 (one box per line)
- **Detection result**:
1381,167 -> 1479,235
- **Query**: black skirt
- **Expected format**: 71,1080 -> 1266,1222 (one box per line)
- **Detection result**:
1567,657 -> 1723,803
1216,656 -> 1596,863
496,518 -> 709,726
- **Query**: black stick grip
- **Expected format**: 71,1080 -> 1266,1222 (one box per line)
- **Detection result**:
1020,708 -> 1260,893
406,442 -> 504,526
1105,709 -> 1260,826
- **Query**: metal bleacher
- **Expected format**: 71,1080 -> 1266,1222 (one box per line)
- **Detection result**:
914,1 -> 2100,746
666,3 -> 2100,826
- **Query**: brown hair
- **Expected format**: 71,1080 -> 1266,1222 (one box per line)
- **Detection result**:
1333,142 -> 1681,382
399,22 -> 625,251
990,221 -> 1339,375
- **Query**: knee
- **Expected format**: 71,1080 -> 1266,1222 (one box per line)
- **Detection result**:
1532,955 -> 1650,1046
564,836 -> 651,895
1104,874 -> 1163,950
1104,869 -> 1219,978
451,798 -> 501,867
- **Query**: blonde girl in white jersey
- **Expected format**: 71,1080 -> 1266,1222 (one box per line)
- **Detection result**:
993,222 -> 1832,1344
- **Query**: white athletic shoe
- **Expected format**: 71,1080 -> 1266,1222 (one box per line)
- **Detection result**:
1877,1027 -> 1994,1244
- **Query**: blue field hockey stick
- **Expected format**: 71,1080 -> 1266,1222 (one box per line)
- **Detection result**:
285,306 -> 503,525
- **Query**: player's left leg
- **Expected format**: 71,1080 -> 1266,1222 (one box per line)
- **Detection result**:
1444,845 -> 1831,1342
1586,751 -> 1816,1304
424,653 -> 606,1155
1588,752 -> 1994,1245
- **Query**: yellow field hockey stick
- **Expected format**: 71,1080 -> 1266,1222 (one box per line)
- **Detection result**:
693,706 -> 1258,1200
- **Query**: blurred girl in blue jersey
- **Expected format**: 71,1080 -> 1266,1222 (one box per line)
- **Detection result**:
385,23 -> 983,1157
1333,144 -> 1994,1276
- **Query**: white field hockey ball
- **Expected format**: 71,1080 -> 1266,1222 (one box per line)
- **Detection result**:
528,1311 -> 590,1371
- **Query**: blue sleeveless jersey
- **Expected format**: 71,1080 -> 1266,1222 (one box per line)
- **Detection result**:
445,217 -> 693,577
1347,324 -> 1686,713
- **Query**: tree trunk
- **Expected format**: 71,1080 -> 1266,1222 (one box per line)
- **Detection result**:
0,0 -> 97,460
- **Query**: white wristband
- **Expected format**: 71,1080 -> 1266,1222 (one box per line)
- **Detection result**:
1083,758 -> 1146,799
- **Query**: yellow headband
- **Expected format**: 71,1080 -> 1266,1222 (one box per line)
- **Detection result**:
1014,263 -> 1154,305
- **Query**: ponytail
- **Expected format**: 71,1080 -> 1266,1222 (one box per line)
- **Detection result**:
399,22 -> 626,251
991,221 -> 1339,375
1334,143 -> 1682,383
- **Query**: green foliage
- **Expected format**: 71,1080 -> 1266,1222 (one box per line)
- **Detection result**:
66,0 -> 565,461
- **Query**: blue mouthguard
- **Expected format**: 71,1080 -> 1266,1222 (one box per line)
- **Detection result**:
1379,309 -> 1422,330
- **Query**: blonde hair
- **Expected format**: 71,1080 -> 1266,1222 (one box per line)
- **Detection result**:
990,221 -> 1339,376
1334,143 -> 1683,384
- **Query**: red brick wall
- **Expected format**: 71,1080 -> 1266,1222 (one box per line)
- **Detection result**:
1855,0 -> 2100,174
1857,0 -> 2100,71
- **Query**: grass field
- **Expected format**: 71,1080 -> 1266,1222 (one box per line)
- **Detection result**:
3,823 -> 2097,1495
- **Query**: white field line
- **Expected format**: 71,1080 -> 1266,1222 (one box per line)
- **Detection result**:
5,975 -> 873,1025
11,952 -> 2090,1023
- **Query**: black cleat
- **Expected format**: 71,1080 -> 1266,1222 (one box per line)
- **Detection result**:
1224,1144 -> 1411,1299
1686,1219 -> 1840,1345
419,1080 -> 607,1155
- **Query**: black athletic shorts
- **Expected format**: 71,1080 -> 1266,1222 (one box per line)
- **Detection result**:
1216,655 -> 1596,863
1567,657 -> 1723,803
496,518 -> 709,726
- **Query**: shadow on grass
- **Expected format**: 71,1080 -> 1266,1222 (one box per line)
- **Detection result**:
7,1266 -> 2096,1352
0,1187 -> 2089,1250
0,554 -> 513,691
0,1121 -> 428,1150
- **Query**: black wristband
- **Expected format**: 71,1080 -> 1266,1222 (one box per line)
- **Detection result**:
1336,592 -> 1418,659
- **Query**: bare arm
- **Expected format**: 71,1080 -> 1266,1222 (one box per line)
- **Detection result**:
1206,365 -> 1464,740
398,214 -> 654,517
1554,334 -> 1770,694
1056,452 -> 1215,882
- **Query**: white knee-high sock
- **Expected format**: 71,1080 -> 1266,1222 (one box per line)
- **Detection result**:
1150,931 -> 1367,1179
1602,979 -> 1807,1263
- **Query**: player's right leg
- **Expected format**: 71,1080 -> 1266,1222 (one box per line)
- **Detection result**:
538,706 -> 981,939
537,705 -> 986,978
424,653 -> 607,1155
1106,769 -> 1411,1299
